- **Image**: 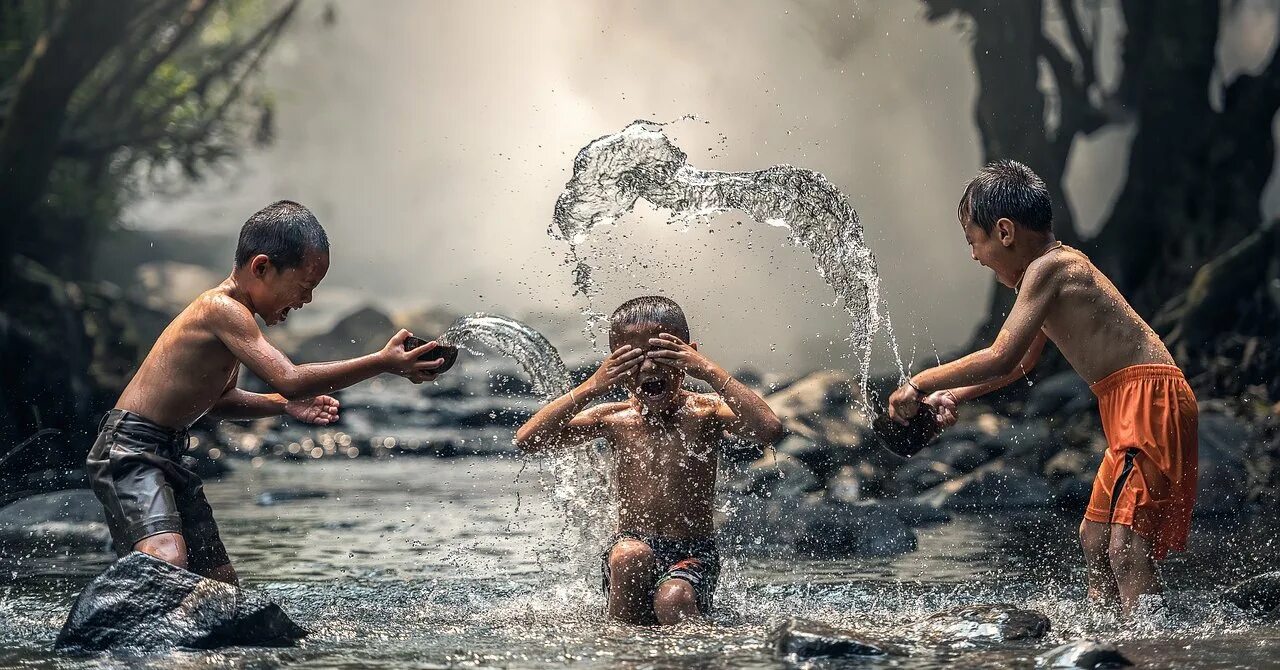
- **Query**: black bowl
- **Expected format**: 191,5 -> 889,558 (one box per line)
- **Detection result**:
871,403 -> 940,458
403,335 -> 459,374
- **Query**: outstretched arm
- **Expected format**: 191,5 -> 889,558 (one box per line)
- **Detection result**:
890,258 -> 1061,423
208,296 -> 444,400
946,330 -> 1047,402
646,334 -> 785,444
514,345 -> 643,453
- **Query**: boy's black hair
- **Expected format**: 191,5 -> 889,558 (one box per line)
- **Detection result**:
958,160 -> 1053,234
235,200 -> 329,269
609,296 -> 690,344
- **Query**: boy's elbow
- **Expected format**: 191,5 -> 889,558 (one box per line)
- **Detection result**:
985,348 -> 1021,378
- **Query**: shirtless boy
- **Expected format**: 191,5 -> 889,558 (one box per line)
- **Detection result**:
88,200 -> 446,584
515,296 -> 783,624
888,160 -> 1198,613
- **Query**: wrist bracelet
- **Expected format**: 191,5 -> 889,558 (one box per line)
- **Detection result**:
569,388 -> 578,404
716,375 -> 732,395
907,379 -> 925,396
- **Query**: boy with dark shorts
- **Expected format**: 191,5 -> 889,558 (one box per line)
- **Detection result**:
88,200 -> 447,584
888,161 -> 1198,614
515,296 -> 784,624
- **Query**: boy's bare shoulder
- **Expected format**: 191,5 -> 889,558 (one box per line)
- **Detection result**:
1023,245 -> 1090,292
187,287 -> 254,329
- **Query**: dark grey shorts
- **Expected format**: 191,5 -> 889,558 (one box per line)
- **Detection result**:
601,531 -> 720,615
86,410 -> 229,573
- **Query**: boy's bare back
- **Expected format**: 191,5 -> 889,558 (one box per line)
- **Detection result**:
1015,245 -> 1173,384
116,288 -> 252,429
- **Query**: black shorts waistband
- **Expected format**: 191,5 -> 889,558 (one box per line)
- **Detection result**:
99,409 -> 189,455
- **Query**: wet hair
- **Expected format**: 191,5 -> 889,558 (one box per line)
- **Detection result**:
234,200 -> 329,269
609,296 -> 690,345
957,160 -> 1053,234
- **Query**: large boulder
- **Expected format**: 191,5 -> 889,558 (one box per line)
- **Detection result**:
1225,571 -> 1280,616
56,552 -> 307,651
769,618 -> 902,660
1024,372 -> 1095,419
918,603 -> 1050,643
794,501 -> 917,557
0,489 -> 111,556
765,371 -> 872,451
1196,411 -> 1251,516
916,461 -> 1054,510
730,452 -> 820,500
1037,639 -> 1132,668
295,305 -> 395,363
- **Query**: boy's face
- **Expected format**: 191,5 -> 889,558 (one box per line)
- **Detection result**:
252,249 -> 329,326
960,215 -> 1019,288
610,321 -> 685,412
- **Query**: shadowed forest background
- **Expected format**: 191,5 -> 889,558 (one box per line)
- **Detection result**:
1,0 -> 1278,506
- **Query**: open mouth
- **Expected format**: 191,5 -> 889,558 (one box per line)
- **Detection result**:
638,377 -> 669,398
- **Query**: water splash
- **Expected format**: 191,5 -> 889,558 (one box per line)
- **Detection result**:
439,313 -> 572,400
551,118 -> 903,393
438,313 -> 613,580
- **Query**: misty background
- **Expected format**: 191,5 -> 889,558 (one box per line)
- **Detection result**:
121,0 -> 1280,374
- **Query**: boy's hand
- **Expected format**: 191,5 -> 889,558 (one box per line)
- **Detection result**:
645,334 -> 723,382
924,390 -> 959,429
887,383 -> 921,425
381,329 -> 445,383
285,395 -> 341,425
582,345 -> 644,396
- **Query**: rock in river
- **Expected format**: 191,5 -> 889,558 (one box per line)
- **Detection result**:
918,603 -> 1050,643
56,552 -> 307,651
769,618 -> 901,660
1225,571 -> 1280,616
1037,639 -> 1133,668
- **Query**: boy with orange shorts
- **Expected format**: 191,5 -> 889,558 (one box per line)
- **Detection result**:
888,160 -> 1198,613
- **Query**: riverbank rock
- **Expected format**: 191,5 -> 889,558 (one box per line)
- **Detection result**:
916,461 -> 1054,510
1037,639 -> 1132,668
56,552 -> 307,651
794,501 -> 917,557
1225,571 -> 1280,615
769,618 -> 901,660
0,490 -> 111,556
766,371 -> 872,451
732,452 -> 820,500
1024,372 -> 1095,419
918,604 -> 1050,643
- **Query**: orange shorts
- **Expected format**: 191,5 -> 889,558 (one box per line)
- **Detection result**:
1083,364 -> 1199,560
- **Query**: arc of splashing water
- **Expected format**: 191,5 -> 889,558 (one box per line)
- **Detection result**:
550,119 -> 903,398
438,313 -> 572,400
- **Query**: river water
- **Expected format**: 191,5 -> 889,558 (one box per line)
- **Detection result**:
2,457 -> 1279,669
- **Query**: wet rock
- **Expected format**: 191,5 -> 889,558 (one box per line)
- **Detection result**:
916,461 -> 1054,510
1226,571 -> 1280,615
919,603 -> 1050,642
850,499 -> 952,526
0,490 -> 111,556
1037,639 -> 1132,668
256,489 -> 329,506
891,458 -> 957,496
931,439 -> 1002,474
56,551 -> 307,651
732,452 -> 820,500
776,434 -> 855,482
770,618 -> 900,660
295,305 -> 395,363
1197,411 -> 1251,516
1024,372 -> 1095,419
766,371 -> 872,451
795,501 -> 917,557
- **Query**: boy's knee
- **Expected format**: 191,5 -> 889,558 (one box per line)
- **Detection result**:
653,579 -> 695,610
134,533 -> 189,570
1106,537 -> 1147,575
653,579 -> 697,624
1079,520 -> 1109,555
608,540 -> 654,577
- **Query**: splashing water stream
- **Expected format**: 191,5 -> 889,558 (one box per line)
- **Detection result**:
551,118 -> 905,397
